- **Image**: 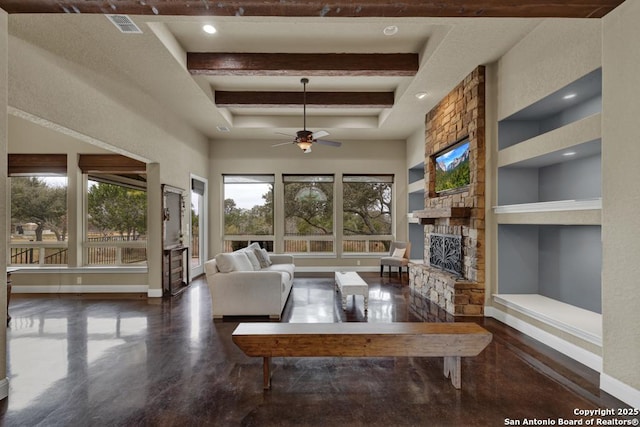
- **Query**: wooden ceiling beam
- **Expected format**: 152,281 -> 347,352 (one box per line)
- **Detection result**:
0,0 -> 625,18
188,53 -> 418,77
215,91 -> 394,108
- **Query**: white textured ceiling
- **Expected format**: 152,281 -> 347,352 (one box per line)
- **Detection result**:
8,14 -> 546,143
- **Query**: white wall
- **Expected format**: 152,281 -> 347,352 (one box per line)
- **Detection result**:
601,0 -> 640,404
7,32 -> 210,294
0,7 -> 9,400
406,125 -> 426,170
8,35 -> 209,189
497,19 -> 602,121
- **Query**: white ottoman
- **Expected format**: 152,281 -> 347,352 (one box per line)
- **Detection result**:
335,271 -> 369,311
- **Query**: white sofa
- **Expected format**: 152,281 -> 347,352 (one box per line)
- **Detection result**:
204,244 -> 294,320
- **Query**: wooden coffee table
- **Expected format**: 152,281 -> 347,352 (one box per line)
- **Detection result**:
335,271 -> 369,311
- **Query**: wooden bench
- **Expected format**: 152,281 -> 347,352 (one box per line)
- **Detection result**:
232,322 -> 492,390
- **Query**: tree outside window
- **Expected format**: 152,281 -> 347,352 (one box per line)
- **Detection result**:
86,178 -> 147,265
11,176 -> 67,241
223,175 -> 274,251
342,175 -> 393,253
88,180 -> 147,241
10,176 -> 68,265
283,175 -> 334,253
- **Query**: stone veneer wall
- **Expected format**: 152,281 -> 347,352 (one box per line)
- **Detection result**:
410,66 -> 486,316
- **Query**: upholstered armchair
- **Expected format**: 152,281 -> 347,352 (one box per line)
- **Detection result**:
380,241 -> 411,278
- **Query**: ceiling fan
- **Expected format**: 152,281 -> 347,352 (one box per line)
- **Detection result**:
272,78 -> 343,154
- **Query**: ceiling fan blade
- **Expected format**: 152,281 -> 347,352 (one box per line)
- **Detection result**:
315,139 -> 342,147
271,141 -> 293,147
275,131 -> 295,137
312,130 -> 329,139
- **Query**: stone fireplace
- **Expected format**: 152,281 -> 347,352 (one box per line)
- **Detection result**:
409,66 -> 486,317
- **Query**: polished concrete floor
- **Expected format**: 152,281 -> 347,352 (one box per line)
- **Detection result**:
0,273 -> 631,426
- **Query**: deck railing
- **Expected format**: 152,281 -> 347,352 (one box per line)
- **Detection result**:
9,238 -> 147,266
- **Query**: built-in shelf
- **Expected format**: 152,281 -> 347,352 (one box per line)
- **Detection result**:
494,198 -> 601,213
494,198 -> 601,225
408,161 -> 426,260
413,207 -> 470,225
498,115 -> 601,169
493,294 -> 602,346
408,179 -> 425,194
498,68 -> 602,150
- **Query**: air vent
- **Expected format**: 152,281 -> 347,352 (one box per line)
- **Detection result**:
106,15 -> 143,34
216,126 -> 231,133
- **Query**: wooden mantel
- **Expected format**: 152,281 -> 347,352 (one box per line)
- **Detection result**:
413,207 -> 471,225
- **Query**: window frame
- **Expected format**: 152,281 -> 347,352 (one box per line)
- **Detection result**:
9,154 -> 70,267
283,174 -> 335,255
222,174 -> 275,251
341,174 -> 394,256
84,174 -> 148,267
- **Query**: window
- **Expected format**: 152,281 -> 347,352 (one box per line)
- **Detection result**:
223,175 -> 274,251
79,154 -> 148,266
9,154 -> 68,266
283,175 -> 334,254
86,176 -> 147,265
10,176 -> 69,265
342,174 -> 393,254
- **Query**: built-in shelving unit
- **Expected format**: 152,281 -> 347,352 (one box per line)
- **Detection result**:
408,162 -> 425,260
494,68 -> 603,347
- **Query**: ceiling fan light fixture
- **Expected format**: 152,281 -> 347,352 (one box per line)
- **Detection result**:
296,141 -> 313,151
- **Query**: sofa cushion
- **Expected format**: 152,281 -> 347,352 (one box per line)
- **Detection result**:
265,263 -> 295,282
215,251 -> 253,273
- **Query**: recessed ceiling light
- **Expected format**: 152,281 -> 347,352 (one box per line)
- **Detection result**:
563,151 -> 576,156
415,92 -> 428,100
203,24 -> 217,34
383,25 -> 398,36
563,93 -> 576,100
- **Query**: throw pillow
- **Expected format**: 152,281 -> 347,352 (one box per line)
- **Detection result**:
254,248 -> 271,269
261,248 -> 273,266
392,247 -> 406,258
242,249 -> 261,271
246,242 -> 261,252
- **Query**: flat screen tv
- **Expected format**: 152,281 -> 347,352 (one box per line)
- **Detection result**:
434,140 -> 470,193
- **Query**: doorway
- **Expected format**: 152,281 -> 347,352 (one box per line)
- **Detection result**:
190,175 -> 207,279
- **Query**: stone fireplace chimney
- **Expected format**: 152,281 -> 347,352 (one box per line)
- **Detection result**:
409,66 -> 486,317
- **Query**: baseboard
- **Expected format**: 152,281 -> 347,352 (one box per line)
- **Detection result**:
147,288 -> 163,298
485,306 -> 603,372
11,285 -> 149,294
0,377 -> 8,400
600,373 -> 640,408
